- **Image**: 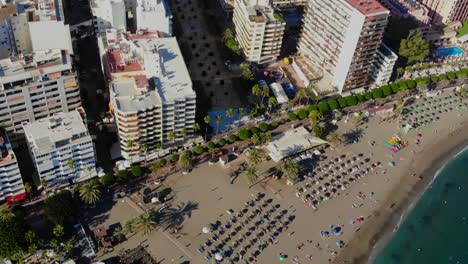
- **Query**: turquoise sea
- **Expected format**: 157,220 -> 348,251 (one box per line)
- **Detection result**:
373,146 -> 468,264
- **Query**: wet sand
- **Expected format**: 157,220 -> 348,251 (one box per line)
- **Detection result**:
332,120 -> 468,264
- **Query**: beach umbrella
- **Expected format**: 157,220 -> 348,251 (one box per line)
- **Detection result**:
321,231 -> 330,237
388,161 -> 395,167
215,253 -> 223,260
202,226 -> 211,234
332,227 -> 341,236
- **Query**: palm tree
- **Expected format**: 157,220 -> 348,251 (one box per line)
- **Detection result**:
251,84 -> 262,99
53,224 -> 64,238
309,110 -> 323,126
222,28 -> 234,41
180,128 -> 188,142
24,182 -> 32,196
352,113 -> 364,126
192,122 -> 201,134
168,131 -> 175,144
40,179 -> 48,189
260,86 -> 270,102
279,159 -> 299,183
123,218 -> 135,234
295,89 -> 308,105
113,226 -> 126,242
243,165 -> 258,184
79,182 -> 101,205
215,115 -> 223,134
159,201 -> 199,232
246,149 -> 265,165
326,132 -> 343,148
67,159 -> 75,174
133,213 -> 157,236
226,108 -> 235,129
141,144 -> 148,165
178,151 -> 193,170
251,134 -> 260,145
203,115 -> 211,141
237,107 -> 245,116
267,97 -> 277,114
0,208 -> 15,221
397,67 -> 405,78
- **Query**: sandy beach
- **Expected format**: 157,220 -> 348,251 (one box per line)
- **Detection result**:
89,89 -> 468,264
333,117 -> 468,263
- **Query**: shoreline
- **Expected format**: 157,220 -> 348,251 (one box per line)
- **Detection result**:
332,120 -> 468,264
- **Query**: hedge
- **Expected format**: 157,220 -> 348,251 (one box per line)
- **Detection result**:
390,83 -> 400,93
238,129 -> 252,140
356,93 -> 365,102
337,98 -> 347,108
327,99 -> 339,110
117,170 -> 129,183
318,102 -> 329,114
218,138 -> 226,146
131,165 -> 143,177
100,173 -> 115,186
228,134 -> 238,143
249,126 -> 259,135
288,113 -> 298,121
430,76 -> 439,82
382,85 -> 392,96
447,72 -> 457,80
307,105 -> 318,112
372,88 -> 384,98
171,154 -> 180,163
297,109 -> 309,119
259,123 -> 270,132
345,95 -> 357,106
194,145 -> 206,155
364,91 -> 373,100
159,158 -> 167,166
207,141 -> 216,150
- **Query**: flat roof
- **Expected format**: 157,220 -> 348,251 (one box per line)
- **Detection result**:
29,21 -> 73,53
23,110 -> 90,153
266,127 -> 327,162
269,82 -> 289,104
110,35 -> 195,112
346,0 -> 388,16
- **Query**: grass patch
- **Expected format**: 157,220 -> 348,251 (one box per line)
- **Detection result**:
457,21 -> 468,37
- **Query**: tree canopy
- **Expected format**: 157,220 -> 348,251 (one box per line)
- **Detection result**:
399,30 -> 430,63
44,190 -> 79,225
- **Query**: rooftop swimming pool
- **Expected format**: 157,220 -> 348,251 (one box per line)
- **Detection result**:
436,46 -> 465,57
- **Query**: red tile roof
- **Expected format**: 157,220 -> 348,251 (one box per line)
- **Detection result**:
346,0 -> 388,15
107,50 -> 143,73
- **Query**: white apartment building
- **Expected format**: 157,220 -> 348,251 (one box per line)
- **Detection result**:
371,43 -> 398,86
91,0 -> 127,32
91,0 -> 172,36
133,0 -> 172,36
23,110 -> 97,185
106,32 -> 196,162
233,0 -> 286,64
297,0 -> 390,93
0,0 -> 79,143
0,131 -> 24,202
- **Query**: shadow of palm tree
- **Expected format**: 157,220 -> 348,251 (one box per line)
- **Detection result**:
156,201 -> 199,231
343,128 -> 364,145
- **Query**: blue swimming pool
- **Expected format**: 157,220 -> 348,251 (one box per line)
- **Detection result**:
436,46 -> 465,57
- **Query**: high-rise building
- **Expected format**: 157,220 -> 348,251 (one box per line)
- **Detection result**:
233,0 -> 286,64
416,0 -> 468,24
23,110 -> 97,185
91,0 -> 172,36
0,0 -> 80,142
0,130 -> 24,203
91,0 -> 127,32
297,0 -> 390,93
106,32 -> 196,162
371,43 -> 398,86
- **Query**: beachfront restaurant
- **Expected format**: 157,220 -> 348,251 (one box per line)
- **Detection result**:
266,127 -> 327,162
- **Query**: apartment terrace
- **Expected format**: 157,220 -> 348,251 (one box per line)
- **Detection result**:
0,131 -> 15,165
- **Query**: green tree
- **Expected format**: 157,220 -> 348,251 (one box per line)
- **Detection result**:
192,122 -> 201,134
24,182 -> 32,196
179,151 -> 193,170
53,224 -> 64,238
312,124 -> 325,138
225,39 -> 241,55
113,226 -> 126,242
0,208 -> 14,221
168,131 -> 175,144
267,96 -> 277,114
237,107 -> 245,116
40,179 -> 48,189
100,173 -> 115,186
308,110 -> 323,126
0,213 -> 26,261
222,28 -> 234,41
251,84 -> 262,99
295,89 -> 309,105
279,159 -> 299,183
203,115 -> 211,141
399,30 -> 430,63
44,190 -> 79,225
240,63 -> 254,81
140,144 -> 148,165
326,132 -> 343,148
251,133 -> 260,145
352,113 -> 364,126
243,165 -> 258,184
397,67 -> 405,78
180,128 -> 188,141
79,182 -> 101,205
246,149 -> 265,165
226,108 -> 235,125
117,170 -> 129,183
131,165 -> 143,177
133,213 -> 157,236
215,115 -> 223,134
238,129 -> 252,140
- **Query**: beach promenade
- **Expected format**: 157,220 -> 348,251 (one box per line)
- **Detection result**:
89,89 -> 468,264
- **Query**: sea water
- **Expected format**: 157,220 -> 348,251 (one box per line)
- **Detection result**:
373,147 -> 468,264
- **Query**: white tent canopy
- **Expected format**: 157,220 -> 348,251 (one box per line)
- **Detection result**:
267,127 -> 327,162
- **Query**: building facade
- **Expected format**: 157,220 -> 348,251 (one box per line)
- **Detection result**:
23,110 -> 96,185
233,0 -> 286,64
297,0 -> 390,93
371,43 -> 398,86
416,0 -> 468,24
0,131 -> 24,202
106,32 -> 196,162
0,0 -> 79,142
